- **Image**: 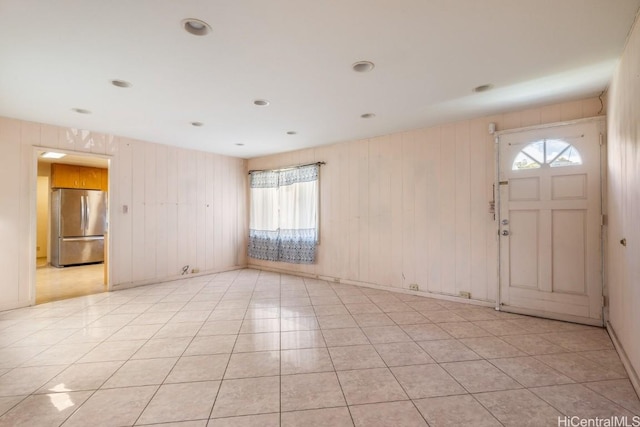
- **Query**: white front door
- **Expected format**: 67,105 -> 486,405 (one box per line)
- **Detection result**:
497,119 -> 604,326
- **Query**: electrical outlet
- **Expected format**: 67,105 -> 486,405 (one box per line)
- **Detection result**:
409,284 -> 419,291
191,268 -> 200,274
459,291 -> 471,299
333,277 -> 340,283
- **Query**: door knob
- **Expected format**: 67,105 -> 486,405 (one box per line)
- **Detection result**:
501,230 -> 510,236
501,219 -> 509,225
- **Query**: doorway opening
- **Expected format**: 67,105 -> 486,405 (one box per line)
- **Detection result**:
35,150 -> 110,305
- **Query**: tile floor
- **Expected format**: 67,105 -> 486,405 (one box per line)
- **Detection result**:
0,268 -> 637,426
36,262 -> 106,305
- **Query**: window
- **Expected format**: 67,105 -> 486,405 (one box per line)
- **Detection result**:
512,139 -> 582,170
248,164 -> 319,264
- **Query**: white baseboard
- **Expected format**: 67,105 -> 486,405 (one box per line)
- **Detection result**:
111,265 -> 248,291
606,321 -> 640,398
246,264 -> 495,308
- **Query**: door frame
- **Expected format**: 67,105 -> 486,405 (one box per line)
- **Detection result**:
30,147 -> 113,305
494,116 -> 606,325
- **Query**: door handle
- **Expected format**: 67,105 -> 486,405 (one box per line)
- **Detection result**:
80,195 -> 85,231
501,230 -> 510,236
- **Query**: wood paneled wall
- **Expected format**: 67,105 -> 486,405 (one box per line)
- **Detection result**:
248,97 -> 604,302
0,118 -> 247,310
607,15 -> 640,391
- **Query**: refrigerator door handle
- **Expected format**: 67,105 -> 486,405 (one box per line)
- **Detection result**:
80,195 -> 85,232
85,195 -> 90,232
62,236 -> 104,242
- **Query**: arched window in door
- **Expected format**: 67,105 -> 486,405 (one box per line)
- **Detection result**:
512,139 -> 582,170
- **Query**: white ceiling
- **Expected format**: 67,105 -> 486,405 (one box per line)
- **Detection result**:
1,1 -> 638,159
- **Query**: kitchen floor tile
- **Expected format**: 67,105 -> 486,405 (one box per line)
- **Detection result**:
0,365 -> 67,397
489,356 -> 574,387
474,389 -> 563,426
132,337 -> 192,359
583,379 -> 640,414
328,345 -> 385,371
417,339 -> 481,363
38,361 -> 123,393
165,354 -> 230,383
531,384 -> 634,419
281,348 -> 334,375
211,376 -> 279,418
183,335 -> 236,356
281,407 -> 353,427
414,394 -> 501,427
233,333 -> 280,353
101,357 -> 177,388
208,413 -> 280,427
281,371 -> 345,411
62,385 -> 157,427
337,368 -> 408,405
373,342 -> 435,367
137,381 -> 220,424
0,391 -> 91,427
441,360 -> 523,393
392,364 -> 467,398
361,325 -> 412,344
349,401 -> 427,427
0,270 -> 631,425
535,353 -> 625,382
224,351 -> 280,379
281,330 -> 326,350
322,328 -> 369,347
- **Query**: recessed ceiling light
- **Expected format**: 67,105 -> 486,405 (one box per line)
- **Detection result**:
41,152 -> 66,159
235,143 -> 245,146
191,121 -> 204,127
182,18 -> 211,36
286,131 -> 297,135
352,61 -> 375,73
360,113 -> 376,119
111,79 -> 132,88
253,99 -> 270,106
473,84 -> 493,93
72,108 -> 91,114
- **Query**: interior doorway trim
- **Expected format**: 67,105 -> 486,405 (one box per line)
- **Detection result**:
30,146 -> 113,305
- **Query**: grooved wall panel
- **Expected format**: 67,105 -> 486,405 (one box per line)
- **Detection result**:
607,16 -> 640,392
247,97 -> 604,301
0,118 -> 246,310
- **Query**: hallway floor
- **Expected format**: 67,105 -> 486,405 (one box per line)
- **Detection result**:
0,269 -> 637,426
36,262 -> 106,305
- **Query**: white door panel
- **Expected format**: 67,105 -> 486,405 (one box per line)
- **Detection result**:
498,119 -> 603,325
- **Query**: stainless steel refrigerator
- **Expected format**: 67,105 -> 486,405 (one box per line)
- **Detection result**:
50,188 -> 107,267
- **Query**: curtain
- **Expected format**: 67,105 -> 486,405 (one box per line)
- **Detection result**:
248,164 -> 319,264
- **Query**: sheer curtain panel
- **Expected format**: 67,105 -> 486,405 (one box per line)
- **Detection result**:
248,164 -> 319,264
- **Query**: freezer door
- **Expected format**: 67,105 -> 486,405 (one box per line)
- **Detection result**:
59,189 -> 86,237
84,190 -> 107,236
56,236 -> 104,266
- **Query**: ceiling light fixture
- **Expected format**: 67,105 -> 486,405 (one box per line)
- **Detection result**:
286,131 -> 297,135
191,121 -> 204,127
352,61 -> 375,73
182,18 -> 211,36
72,108 -> 91,114
473,84 -> 493,93
111,79 -> 132,88
360,113 -> 376,119
41,152 -> 66,159
253,99 -> 270,106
